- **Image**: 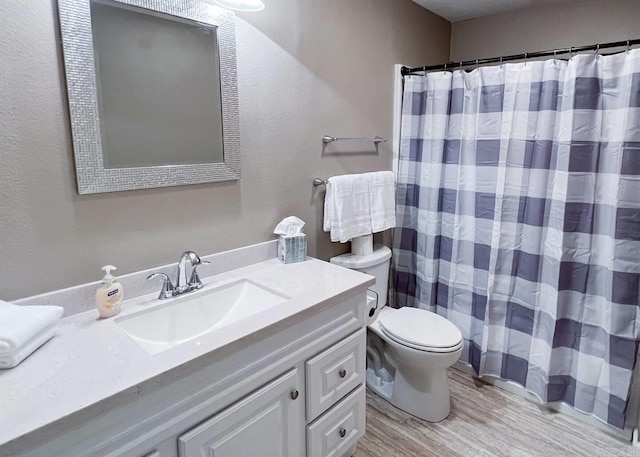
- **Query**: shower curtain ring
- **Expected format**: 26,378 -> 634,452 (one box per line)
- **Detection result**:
595,43 -> 600,55
524,52 -> 528,66
444,63 -> 447,72
475,59 -> 479,68
628,40 -> 632,53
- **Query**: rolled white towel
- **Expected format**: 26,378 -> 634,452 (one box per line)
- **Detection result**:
0,324 -> 58,369
0,300 -> 63,354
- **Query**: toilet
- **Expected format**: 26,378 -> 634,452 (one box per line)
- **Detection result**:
330,244 -> 463,422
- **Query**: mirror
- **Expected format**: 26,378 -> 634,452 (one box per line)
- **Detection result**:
58,0 -> 240,194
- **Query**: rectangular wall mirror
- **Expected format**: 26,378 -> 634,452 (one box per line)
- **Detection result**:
58,0 -> 240,194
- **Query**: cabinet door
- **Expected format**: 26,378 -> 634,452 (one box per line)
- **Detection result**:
178,369 -> 304,457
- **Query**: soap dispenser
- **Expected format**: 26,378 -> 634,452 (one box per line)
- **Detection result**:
95,265 -> 123,318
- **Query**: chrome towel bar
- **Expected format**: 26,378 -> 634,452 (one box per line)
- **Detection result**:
322,135 -> 387,144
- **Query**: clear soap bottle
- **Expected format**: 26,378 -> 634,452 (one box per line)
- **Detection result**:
95,265 -> 123,318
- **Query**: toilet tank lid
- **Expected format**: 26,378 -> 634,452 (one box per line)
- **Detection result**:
330,245 -> 391,269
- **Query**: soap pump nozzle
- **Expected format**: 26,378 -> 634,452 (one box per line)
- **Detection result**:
101,265 -> 117,285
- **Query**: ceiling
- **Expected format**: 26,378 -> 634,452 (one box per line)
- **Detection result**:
411,0 -> 572,23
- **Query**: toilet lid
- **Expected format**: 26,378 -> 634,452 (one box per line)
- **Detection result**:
379,308 -> 463,350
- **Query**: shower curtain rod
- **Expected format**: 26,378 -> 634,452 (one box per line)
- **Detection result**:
401,38 -> 640,75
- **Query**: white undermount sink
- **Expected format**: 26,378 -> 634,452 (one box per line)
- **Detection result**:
116,279 -> 290,355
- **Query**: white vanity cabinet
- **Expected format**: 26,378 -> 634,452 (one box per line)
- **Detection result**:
177,328 -> 366,457
6,290 -> 369,457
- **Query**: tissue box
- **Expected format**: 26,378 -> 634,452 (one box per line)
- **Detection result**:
278,234 -> 307,264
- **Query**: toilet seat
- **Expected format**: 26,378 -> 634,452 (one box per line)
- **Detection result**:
379,307 -> 463,353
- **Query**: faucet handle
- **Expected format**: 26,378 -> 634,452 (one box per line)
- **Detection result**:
189,260 -> 210,290
147,272 -> 175,300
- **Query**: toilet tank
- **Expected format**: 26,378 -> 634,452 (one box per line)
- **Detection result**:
330,245 -> 392,306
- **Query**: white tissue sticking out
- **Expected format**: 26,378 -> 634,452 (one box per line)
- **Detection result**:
274,216 -> 306,236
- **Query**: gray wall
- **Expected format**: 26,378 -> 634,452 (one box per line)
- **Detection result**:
0,0 -> 450,300
451,0 -> 640,61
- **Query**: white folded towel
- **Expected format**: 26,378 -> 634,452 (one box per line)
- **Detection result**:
324,174 -> 372,243
0,323 -> 57,369
323,171 -> 396,243
0,300 -> 63,354
366,171 -> 396,233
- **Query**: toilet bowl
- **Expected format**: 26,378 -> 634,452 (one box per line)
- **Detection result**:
330,245 -> 463,422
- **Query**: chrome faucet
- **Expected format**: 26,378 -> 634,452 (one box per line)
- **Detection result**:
176,251 -> 200,293
147,251 -> 210,300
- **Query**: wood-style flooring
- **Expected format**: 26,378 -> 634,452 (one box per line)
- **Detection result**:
355,368 -> 635,457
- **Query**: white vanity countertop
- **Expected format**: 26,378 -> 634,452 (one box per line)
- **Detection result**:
0,257 -> 374,447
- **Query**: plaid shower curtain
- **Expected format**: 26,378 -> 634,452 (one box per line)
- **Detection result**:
393,50 -> 640,428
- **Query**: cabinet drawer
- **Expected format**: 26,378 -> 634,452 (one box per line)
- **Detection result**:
306,385 -> 366,457
306,328 -> 365,421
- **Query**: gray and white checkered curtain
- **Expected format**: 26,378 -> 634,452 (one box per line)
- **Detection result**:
393,50 -> 640,428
